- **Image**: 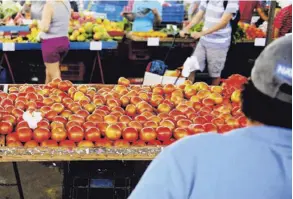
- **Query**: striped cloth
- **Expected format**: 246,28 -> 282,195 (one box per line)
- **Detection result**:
199,0 -> 239,48
274,4 -> 292,38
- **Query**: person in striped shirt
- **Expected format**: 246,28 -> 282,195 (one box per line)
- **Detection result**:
273,3 -> 292,38
180,0 -> 239,85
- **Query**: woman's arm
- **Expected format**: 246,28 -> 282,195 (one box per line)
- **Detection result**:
152,8 -> 162,25
39,2 -> 53,33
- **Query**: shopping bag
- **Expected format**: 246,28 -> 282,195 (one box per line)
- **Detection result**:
182,56 -> 205,77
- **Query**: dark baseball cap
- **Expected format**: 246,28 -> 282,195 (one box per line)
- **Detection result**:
251,35 -> 292,104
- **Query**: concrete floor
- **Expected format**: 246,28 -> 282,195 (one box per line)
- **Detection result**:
0,162 -> 63,199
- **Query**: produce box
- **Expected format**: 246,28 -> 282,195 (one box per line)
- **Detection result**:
143,71 -> 186,85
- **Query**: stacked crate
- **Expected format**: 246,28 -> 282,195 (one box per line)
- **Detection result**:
162,3 -> 185,23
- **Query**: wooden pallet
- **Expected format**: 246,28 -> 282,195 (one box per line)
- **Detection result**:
0,146 -> 161,162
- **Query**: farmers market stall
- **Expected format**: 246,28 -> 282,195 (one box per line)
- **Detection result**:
0,39 -> 118,84
0,74 -> 248,198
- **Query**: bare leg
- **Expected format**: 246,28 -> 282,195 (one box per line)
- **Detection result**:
45,68 -> 51,84
211,77 -> 221,85
45,62 -> 61,83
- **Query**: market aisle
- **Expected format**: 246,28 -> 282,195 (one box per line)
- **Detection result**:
0,163 -> 62,199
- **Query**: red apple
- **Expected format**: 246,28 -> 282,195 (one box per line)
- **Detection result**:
85,127 -> 101,142
203,123 -> 217,132
156,126 -> 172,141
17,127 -> 33,142
95,139 -> 112,147
45,110 -> 58,122
125,104 -> 136,117
128,121 -> 143,132
159,120 -> 175,131
0,121 -> 13,134
24,140 -> 39,148
122,127 -> 138,142
41,140 -> 58,147
6,133 -> 18,142
68,114 -> 85,125
12,108 -> 24,118
33,127 -> 50,142
226,118 -> 240,128
176,119 -> 192,128
118,77 -> 130,86
59,140 -> 76,148
148,140 -> 161,146
188,124 -> 205,135
113,139 -> 130,147
15,101 -> 26,110
140,127 -> 156,142
218,124 -> 233,133
238,116 -> 248,127
51,127 -> 67,142
173,128 -> 189,140
2,115 -> 16,126
58,81 -> 71,91
37,120 -> 50,129
68,125 -> 84,142
78,140 -> 94,148
104,115 -> 118,124
51,103 -> 64,114
105,124 -> 122,140
192,116 -> 208,125
132,140 -> 146,147
7,141 -> 23,147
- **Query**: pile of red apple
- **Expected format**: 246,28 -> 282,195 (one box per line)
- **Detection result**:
0,75 -> 248,148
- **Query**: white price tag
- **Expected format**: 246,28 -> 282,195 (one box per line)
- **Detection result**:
254,38 -> 266,46
172,25 -> 178,31
90,41 -> 102,51
3,43 -> 15,51
147,38 -> 160,46
23,19 -> 33,25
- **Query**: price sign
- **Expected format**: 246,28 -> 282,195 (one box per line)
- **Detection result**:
147,38 -> 160,46
23,19 -> 33,25
3,42 -> 15,51
254,38 -> 266,46
172,25 -> 178,31
90,41 -> 102,51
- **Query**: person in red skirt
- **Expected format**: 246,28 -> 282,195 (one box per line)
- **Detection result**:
39,0 -> 71,83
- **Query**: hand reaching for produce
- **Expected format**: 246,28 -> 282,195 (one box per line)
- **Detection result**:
191,31 -> 203,39
179,30 -> 188,38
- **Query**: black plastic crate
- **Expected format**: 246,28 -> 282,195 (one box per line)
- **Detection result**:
67,161 -> 137,199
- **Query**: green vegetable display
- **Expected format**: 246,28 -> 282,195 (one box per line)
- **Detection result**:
190,22 -> 203,32
1,1 -> 22,19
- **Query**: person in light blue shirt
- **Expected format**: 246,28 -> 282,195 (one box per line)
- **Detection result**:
121,1 -> 162,32
129,35 -> 292,199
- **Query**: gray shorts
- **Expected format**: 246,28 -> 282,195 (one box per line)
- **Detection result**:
192,41 -> 229,78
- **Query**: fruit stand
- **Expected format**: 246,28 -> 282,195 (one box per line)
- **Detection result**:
0,41 -> 118,83
0,0 -> 286,198
0,75 -> 248,158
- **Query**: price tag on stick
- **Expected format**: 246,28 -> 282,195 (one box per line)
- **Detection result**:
254,38 -> 266,46
90,41 -> 102,51
147,38 -> 160,46
3,43 -> 15,51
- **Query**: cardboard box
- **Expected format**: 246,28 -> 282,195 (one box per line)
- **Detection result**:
143,72 -> 185,85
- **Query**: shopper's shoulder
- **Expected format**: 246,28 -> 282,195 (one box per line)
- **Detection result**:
167,133 -> 225,154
